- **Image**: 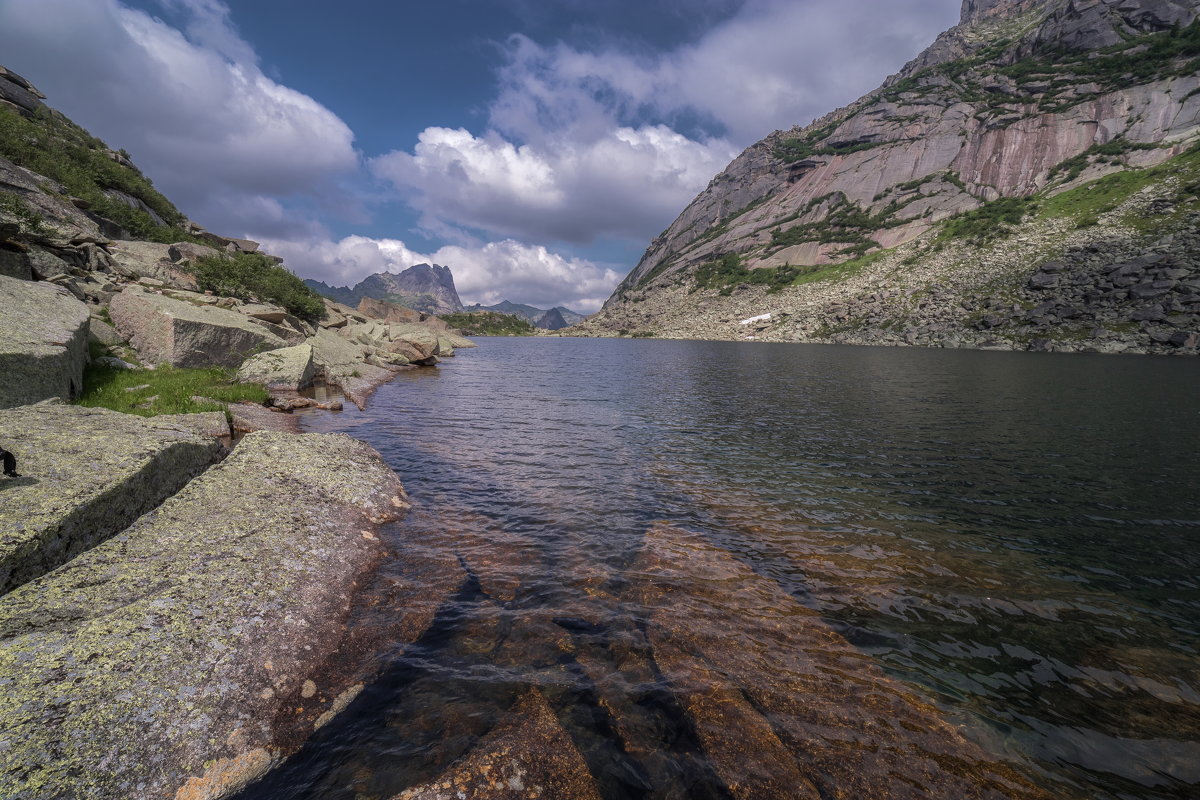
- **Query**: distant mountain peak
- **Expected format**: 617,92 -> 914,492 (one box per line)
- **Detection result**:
463,300 -> 588,329
305,262 -> 464,315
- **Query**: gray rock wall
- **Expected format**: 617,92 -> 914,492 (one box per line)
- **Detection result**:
0,275 -> 90,409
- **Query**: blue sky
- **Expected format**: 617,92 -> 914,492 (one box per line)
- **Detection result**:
0,0 -> 961,310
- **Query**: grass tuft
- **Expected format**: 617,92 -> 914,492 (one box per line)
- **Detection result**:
76,363 -> 267,417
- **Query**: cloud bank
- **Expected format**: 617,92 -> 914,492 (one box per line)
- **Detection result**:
263,235 -> 621,313
373,0 -> 960,253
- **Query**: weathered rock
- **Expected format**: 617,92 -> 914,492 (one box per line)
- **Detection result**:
110,286 -> 286,368
87,315 -> 125,347
308,328 -> 400,409
629,523 -> 1050,800
0,431 -> 409,800
0,248 -> 31,280
26,247 -> 72,280
108,240 -> 200,290
440,331 -> 477,349
358,296 -> 425,324
392,690 -> 602,800
228,401 -> 302,434
0,402 -> 223,595
237,344 -> 317,391
0,157 -> 103,242
239,302 -> 290,324
0,275 -> 90,409
0,66 -> 46,116
168,241 -> 221,264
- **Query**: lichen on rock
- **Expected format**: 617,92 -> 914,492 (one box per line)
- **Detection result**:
0,431 -> 409,800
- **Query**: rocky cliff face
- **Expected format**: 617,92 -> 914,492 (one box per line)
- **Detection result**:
307,263 -> 464,315
579,0 -> 1200,355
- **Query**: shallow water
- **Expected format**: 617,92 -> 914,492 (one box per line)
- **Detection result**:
235,338 -> 1200,800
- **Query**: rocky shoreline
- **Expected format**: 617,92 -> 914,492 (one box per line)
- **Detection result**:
0,64 -> 491,799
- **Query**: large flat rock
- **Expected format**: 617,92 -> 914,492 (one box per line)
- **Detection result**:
392,690 -> 603,800
0,431 -> 409,800
110,285 -> 286,368
0,274 -> 90,409
0,402 -> 223,595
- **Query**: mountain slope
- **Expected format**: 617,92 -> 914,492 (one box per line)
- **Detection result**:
306,263 -> 464,315
574,0 -> 1200,355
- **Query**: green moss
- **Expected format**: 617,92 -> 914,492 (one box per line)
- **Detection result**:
189,253 -> 324,321
0,105 -> 194,241
76,363 -> 267,417
438,311 -> 536,336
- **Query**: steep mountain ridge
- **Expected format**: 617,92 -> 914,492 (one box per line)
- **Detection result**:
306,263 -> 464,315
576,0 -> 1200,354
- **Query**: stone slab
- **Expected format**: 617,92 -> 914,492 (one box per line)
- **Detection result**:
0,274 -> 90,409
0,431 -> 409,800
392,690 -> 602,800
237,344 -> 316,391
0,402 -> 223,594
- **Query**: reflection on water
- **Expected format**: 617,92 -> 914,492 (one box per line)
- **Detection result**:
234,339 -> 1200,800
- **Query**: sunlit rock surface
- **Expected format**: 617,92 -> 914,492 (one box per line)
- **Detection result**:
0,431 -> 409,800
0,401 -> 223,595
0,274 -> 91,409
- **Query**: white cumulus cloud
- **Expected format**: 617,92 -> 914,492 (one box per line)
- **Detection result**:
372,124 -> 736,244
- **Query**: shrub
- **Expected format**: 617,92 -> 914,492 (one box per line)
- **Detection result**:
939,197 -> 1036,245
189,253 -> 324,320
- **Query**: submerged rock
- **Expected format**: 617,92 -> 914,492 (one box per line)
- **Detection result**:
0,431 -> 409,800
629,523 -> 1050,800
392,690 -> 602,800
0,274 -> 90,409
0,401 -> 223,595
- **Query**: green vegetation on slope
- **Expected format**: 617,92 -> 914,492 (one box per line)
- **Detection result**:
190,253 -> 324,321
438,311 -> 536,336
0,105 -> 192,241
1038,141 -> 1200,229
692,250 -> 886,295
769,195 -> 916,257
77,364 -> 267,418
877,19 -> 1200,112
938,196 -> 1038,245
